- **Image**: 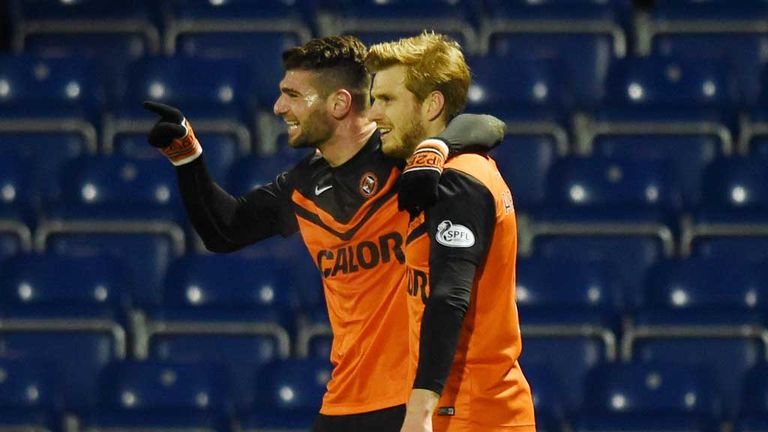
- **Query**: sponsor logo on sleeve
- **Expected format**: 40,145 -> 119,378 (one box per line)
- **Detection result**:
435,220 -> 475,248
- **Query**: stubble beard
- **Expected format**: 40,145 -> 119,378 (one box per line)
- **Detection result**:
288,106 -> 334,149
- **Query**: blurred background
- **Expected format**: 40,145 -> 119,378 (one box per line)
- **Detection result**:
0,0 -> 767,431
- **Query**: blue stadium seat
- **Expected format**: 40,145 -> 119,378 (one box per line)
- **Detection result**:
112,132 -> 242,183
516,256 -> 623,328
643,0 -> 768,107
739,362 -> 768,432
9,0 -> 161,74
529,235 -> 669,306
491,132 -> 564,212
0,55 -> 102,152
36,156 -> 185,305
138,255 -> 293,410
0,155 -> 34,252
0,254 -> 130,410
49,155 -> 183,221
466,55 -> 568,115
521,337 -> 610,413
0,357 -> 63,432
582,362 -> 720,418
643,258 -> 767,322
104,56 -> 254,154
83,360 -> 233,431
573,414 -> 709,432
320,0 -> 479,52
624,333 -> 764,419
683,157 -> 768,257
241,358 -> 331,430
593,134 -> 719,208
465,55 -> 569,211
523,363 -> 567,432
1,132 -> 94,207
543,156 -> 682,221
175,32 -> 301,113
226,153 -> 304,198
577,56 -> 737,165
165,0 -> 312,55
742,363 -> 768,416
736,417 -> 768,432
42,233 -> 182,308
483,0 -> 630,109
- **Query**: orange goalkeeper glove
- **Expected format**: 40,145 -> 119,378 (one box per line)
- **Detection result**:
143,101 -> 203,166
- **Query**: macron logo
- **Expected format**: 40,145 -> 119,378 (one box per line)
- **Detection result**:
435,220 -> 475,248
315,184 -> 333,196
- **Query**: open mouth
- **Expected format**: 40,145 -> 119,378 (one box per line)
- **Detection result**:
378,127 -> 391,137
285,120 -> 299,132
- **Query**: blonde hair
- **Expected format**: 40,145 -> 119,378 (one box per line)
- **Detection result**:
365,31 -> 470,120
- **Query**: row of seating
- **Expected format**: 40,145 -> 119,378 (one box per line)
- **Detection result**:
0,250 -> 767,417
4,355 -> 768,432
3,146 -> 768,209
0,356 -> 330,432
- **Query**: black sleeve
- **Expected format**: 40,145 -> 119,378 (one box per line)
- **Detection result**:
413,168 -> 496,394
437,114 -> 505,154
175,155 -> 299,253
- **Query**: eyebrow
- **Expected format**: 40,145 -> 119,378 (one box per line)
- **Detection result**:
280,86 -> 301,95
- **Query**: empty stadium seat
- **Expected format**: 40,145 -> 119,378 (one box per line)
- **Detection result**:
0,155 -> 34,252
165,0 -> 312,55
241,358 -> 331,430
9,0 -> 161,74
0,54 -> 102,153
643,258 -> 767,321
521,336 -> 610,413
319,0 -> 479,52
742,363 -> 768,416
226,154 -> 304,198
683,157 -> 768,257
104,56 -> 254,155
543,156 -> 682,220
175,31 -> 301,114
83,359 -> 233,431
482,0 -> 630,109
0,357 -> 63,432
42,233 -> 182,308
49,155 -> 183,221
491,133 -> 564,212
576,56 -> 737,165
624,333 -> 764,419
592,134 -> 720,208
528,235 -> 669,305
0,254 -> 130,410
583,362 -> 720,418
136,255 -> 293,409
640,0 -> 768,106
112,132 -> 243,183
523,363 -> 568,432
516,256 -> 622,332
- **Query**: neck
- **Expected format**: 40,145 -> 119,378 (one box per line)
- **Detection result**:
424,118 -> 447,141
319,115 -> 377,167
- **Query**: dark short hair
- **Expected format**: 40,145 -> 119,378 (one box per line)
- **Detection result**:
282,36 -> 370,111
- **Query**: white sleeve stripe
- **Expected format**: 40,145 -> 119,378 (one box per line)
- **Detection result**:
403,166 -> 443,174
418,138 -> 449,157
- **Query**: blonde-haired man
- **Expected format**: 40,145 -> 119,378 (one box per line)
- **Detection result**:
366,32 -> 536,432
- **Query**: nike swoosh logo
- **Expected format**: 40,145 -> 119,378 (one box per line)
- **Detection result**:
315,184 -> 333,195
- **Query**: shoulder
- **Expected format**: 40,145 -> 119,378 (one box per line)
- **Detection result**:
443,153 -> 499,189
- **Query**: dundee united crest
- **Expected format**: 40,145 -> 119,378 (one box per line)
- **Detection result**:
359,172 -> 378,197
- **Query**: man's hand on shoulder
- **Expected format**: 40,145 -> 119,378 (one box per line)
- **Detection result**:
397,113 -> 506,216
